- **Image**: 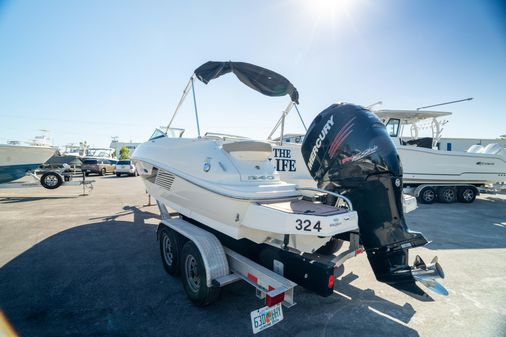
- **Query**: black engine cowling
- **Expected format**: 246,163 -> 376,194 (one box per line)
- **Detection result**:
301,103 -> 430,297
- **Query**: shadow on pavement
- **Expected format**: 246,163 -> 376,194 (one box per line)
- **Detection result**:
0,206 -> 419,337
406,197 -> 506,250
0,196 -> 79,204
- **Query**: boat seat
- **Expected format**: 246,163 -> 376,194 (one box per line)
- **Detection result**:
222,141 -> 272,161
258,199 -> 347,216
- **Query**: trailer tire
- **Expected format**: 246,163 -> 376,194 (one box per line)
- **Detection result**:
438,186 -> 457,203
181,241 -> 220,306
418,186 -> 436,204
40,172 -> 63,189
457,186 -> 476,203
159,228 -> 181,276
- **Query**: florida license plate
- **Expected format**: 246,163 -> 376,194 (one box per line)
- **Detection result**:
250,304 -> 283,334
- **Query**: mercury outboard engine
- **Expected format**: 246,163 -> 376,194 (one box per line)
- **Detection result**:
301,103 -> 447,300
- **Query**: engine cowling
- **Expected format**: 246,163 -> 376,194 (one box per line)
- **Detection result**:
301,103 -> 434,298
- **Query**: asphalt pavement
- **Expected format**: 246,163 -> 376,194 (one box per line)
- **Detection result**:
0,175 -> 505,337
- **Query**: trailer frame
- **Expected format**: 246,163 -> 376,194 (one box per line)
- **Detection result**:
156,201 -> 363,309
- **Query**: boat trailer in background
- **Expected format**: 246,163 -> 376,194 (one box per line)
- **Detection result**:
0,169 -> 95,195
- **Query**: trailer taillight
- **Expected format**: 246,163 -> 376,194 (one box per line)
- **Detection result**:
266,292 -> 285,307
328,275 -> 335,289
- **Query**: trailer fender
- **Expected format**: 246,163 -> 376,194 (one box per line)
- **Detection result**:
158,218 -> 230,287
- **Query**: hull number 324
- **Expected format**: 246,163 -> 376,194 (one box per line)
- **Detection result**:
295,219 -> 322,232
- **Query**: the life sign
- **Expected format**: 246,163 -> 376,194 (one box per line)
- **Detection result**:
272,148 -> 296,172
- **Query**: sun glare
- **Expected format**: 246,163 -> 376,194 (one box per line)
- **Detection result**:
303,0 -> 359,20
291,0 -> 365,58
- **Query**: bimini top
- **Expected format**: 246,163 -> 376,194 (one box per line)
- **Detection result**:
194,61 -> 299,104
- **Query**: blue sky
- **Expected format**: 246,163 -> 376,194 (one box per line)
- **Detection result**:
0,0 -> 505,147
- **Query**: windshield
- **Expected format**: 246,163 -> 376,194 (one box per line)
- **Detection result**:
167,128 -> 184,138
149,129 -> 167,140
88,149 -> 113,157
83,159 -> 97,164
386,118 -> 400,137
149,128 -> 184,140
117,160 -> 131,165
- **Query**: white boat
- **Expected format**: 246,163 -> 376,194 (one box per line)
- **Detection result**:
86,147 -> 116,159
374,109 -> 506,186
60,143 -> 89,158
0,143 -> 55,183
134,134 -> 358,254
133,62 -> 359,254
133,62 -> 447,299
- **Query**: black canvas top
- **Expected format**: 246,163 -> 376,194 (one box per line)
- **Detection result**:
194,61 -> 299,104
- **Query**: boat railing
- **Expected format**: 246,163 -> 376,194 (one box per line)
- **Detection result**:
296,187 -> 353,211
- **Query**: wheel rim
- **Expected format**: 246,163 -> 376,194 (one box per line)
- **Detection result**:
442,189 -> 456,202
185,255 -> 200,292
162,234 -> 174,266
423,189 -> 435,202
45,175 -> 58,187
462,189 -> 474,201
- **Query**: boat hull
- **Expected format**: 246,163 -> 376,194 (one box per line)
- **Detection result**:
136,159 -> 358,253
397,147 -> 506,185
0,145 -> 55,183
0,164 -> 41,183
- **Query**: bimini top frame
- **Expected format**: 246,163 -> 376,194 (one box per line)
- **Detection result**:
165,61 -> 307,143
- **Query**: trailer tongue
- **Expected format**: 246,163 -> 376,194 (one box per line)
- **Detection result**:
301,103 -> 447,300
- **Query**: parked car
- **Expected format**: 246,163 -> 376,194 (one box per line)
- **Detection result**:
115,160 -> 138,177
81,158 -> 117,176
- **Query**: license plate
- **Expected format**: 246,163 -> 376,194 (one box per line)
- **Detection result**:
250,304 -> 283,334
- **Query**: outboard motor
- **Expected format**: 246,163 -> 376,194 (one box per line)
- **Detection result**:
301,103 -> 447,300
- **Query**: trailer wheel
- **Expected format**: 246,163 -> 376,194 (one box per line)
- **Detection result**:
181,241 -> 220,306
40,172 -> 63,189
457,187 -> 476,203
159,228 -> 180,276
438,186 -> 457,203
418,186 -> 436,204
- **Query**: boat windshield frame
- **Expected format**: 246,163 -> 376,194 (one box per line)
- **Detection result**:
385,118 -> 401,137
150,128 -> 184,140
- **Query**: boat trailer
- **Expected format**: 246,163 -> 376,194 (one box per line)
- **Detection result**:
156,202 -> 363,334
0,169 -> 95,195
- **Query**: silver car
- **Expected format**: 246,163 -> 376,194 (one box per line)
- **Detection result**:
115,160 -> 138,177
